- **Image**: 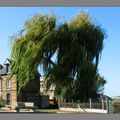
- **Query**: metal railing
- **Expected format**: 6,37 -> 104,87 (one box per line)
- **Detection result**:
58,98 -> 110,113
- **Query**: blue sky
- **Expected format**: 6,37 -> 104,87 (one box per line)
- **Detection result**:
0,7 -> 119,97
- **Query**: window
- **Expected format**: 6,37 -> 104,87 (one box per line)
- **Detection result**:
6,79 -> 10,89
6,93 -> 10,105
8,66 -> 11,73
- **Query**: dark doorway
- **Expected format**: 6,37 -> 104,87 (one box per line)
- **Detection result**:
6,93 -> 10,105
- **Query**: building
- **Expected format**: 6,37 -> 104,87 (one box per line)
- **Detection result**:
0,58 -> 55,108
40,76 -> 55,100
0,58 -> 40,107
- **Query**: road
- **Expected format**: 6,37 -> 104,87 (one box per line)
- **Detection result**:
0,113 -> 119,120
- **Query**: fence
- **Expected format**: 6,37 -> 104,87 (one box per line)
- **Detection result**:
58,98 -> 110,113
113,102 -> 120,113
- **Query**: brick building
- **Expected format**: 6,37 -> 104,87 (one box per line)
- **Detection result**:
0,58 -> 40,107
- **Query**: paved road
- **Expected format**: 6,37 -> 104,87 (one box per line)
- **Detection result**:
0,113 -> 119,120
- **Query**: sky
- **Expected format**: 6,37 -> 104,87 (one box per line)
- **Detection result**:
0,7 -> 120,97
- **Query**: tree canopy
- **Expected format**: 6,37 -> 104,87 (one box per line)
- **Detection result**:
10,10 -> 107,102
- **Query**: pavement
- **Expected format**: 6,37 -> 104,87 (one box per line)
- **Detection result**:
0,108 -> 59,113
0,108 -> 108,114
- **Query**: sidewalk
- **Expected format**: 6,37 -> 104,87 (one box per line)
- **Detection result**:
0,108 -> 59,113
0,108 -> 107,114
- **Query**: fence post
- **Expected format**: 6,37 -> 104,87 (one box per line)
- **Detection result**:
102,98 -> 104,110
106,98 -> 108,113
90,98 -> 92,112
58,98 -> 61,109
108,100 -> 113,114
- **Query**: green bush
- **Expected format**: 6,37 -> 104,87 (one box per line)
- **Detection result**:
0,99 -> 7,107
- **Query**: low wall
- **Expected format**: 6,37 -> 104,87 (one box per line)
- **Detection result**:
60,107 -> 107,113
40,95 -> 49,108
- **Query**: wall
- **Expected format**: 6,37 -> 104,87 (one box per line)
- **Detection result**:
1,74 -> 17,105
17,75 -> 40,107
40,77 -> 55,100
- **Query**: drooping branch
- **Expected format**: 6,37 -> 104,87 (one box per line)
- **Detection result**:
42,56 -> 56,66
10,11 -> 106,101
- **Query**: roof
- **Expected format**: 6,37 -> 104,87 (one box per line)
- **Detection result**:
0,58 -> 41,77
4,58 -> 11,65
0,58 -> 11,76
0,64 -> 3,69
0,66 -> 7,75
91,93 -> 113,102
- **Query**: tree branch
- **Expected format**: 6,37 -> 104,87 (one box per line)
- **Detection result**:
42,56 -> 56,66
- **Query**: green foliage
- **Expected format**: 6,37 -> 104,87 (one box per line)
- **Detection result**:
10,13 -> 57,93
10,10 -> 106,101
0,99 -> 6,107
95,73 -> 107,94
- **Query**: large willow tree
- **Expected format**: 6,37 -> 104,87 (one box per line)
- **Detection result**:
11,11 -> 106,102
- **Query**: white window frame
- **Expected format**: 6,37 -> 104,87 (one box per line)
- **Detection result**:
6,79 -> 11,89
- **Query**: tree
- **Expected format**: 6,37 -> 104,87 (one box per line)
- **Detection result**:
10,10 -> 106,101
95,73 -> 107,94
